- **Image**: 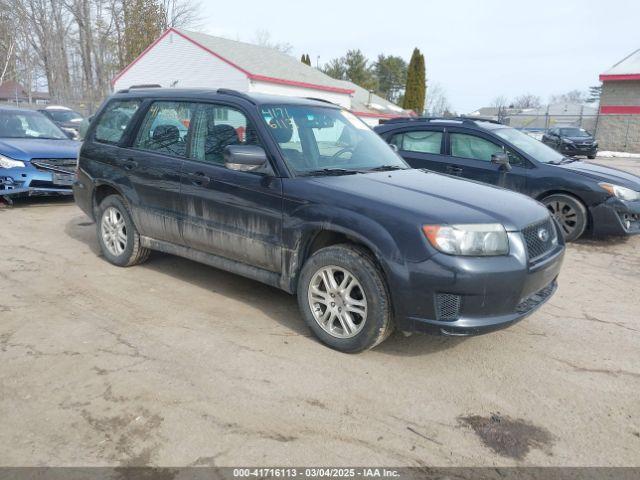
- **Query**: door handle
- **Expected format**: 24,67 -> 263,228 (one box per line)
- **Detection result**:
187,171 -> 210,186
446,165 -> 463,175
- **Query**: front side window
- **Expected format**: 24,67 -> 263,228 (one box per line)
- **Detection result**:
450,133 -> 503,162
259,105 -> 406,174
494,127 -> 564,164
134,101 -> 194,157
390,130 -> 443,154
0,111 -> 67,139
189,103 -> 259,165
94,100 -> 140,144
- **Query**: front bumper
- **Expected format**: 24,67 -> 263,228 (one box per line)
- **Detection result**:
392,231 -> 565,336
1,165 -> 74,197
590,197 -> 640,236
560,143 -> 597,156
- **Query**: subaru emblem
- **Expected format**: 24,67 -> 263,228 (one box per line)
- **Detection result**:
538,228 -> 549,242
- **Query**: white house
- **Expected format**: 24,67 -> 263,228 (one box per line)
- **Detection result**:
112,28 -> 411,126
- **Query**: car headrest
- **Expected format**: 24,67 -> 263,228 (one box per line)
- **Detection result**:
153,124 -> 180,142
3,117 -> 24,135
207,124 -> 238,142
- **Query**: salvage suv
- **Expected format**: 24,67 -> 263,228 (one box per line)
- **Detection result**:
74,88 -> 565,352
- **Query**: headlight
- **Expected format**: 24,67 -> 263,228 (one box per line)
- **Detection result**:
599,183 -> 640,201
0,154 -> 25,169
422,223 -> 509,256
562,138 -> 574,144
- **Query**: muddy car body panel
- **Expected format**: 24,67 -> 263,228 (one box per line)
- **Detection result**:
74,89 -> 565,340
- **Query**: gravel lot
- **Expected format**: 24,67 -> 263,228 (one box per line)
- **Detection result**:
1,158 -> 639,467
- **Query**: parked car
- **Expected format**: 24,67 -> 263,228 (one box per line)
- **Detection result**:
38,105 -> 84,140
74,88 -> 564,352
0,106 -> 80,198
542,127 -> 598,159
375,118 -> 640,242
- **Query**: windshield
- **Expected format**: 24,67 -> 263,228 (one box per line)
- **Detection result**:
259,104 -> 407,174
493,127 -> 564,164
0,110 -> 68,139
47,109 -> 83,123
559,127 -> 590,137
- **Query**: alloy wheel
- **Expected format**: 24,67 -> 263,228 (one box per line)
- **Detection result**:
101,206 -> 127,256
307,265 -> 367,338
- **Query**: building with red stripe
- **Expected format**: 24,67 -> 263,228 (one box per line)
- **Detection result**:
597,49 -> 640,152
111,28 -> 412,126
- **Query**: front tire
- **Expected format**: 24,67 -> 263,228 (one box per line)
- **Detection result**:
587,155 -> 596,159
96,194 -> 150,266
542,193 -> 588,241
297,244 -> 393,353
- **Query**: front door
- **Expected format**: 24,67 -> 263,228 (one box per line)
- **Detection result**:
179,102 -> 283,273
444,129 -> 529,193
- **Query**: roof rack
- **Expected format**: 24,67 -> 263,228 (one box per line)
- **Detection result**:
305,97 -> 338,106
117,84 -> 162,93
216,88 -> 256,104
383,116 -> 503,126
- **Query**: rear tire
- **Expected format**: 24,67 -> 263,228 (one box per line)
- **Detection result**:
542,193 -> 588,241
96,194 -> 150,266
297,244 -> 393,353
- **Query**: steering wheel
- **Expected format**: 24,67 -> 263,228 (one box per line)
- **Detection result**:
332,147 -> 355,159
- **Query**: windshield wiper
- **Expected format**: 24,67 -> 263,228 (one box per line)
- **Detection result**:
364,165 -> 405,172
298,168 -> 360,177
551,156 -> 580,165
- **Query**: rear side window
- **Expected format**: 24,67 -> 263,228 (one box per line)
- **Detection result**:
94,100 -> 140,144
390,130 -> 443,154
134,101 -> 195,158
189,103 -> 260,165
450,133 -> 502,162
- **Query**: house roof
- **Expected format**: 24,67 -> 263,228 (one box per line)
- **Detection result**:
334,80 -> 411,118
112,28 -> 355,95
600,48 -> 640,81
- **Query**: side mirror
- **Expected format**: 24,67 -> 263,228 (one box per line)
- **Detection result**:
389,143 -> 399,153
224,145 -> 268,172
491,152 -> 512,171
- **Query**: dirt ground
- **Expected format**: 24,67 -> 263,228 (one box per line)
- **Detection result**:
1,158 -> 639,467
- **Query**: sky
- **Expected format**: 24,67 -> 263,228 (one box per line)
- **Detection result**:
198,0 -> 640,113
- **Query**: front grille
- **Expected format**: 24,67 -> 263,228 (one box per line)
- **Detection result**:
435,293 -> 461,321
30,158 -> 77,174
522,217 -> 557,261
516,281 -> 556,314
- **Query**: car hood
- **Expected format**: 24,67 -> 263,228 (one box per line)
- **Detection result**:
557,161 -> 640,190
0,138 -> 80,162
309,169 -> 549,232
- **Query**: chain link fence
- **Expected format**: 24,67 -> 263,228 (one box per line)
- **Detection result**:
499,112 -> 639,153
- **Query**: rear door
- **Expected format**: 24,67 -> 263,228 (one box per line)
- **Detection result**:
118,100 -> 195,244
179,101 -> 283,273
386,127 -> 448,173
444,128 -> 529,193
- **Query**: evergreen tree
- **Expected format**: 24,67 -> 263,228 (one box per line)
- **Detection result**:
374,55 -> 408,102
301,53 -> 311,66
403,48 -> 426,114
123,0 -> 165,65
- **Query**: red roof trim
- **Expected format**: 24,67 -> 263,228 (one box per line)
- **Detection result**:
599,74 -> 640,81
112,28 -> 355,95
249,74 -> 354,94
600,105 -> 640,114
353,111 -> 411,119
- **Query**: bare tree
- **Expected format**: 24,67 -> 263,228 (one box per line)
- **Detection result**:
425,82 -> 451,116
549,89 -> 587,104
160,0 -> 202,28
512,93 -> 542,109
490,95 -> 509,109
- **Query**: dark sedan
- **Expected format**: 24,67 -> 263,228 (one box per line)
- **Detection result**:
541,127 -> 598,159
375,118 -> 640,241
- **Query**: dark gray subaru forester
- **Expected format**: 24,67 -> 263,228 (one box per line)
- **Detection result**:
74,88 -> 565,352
